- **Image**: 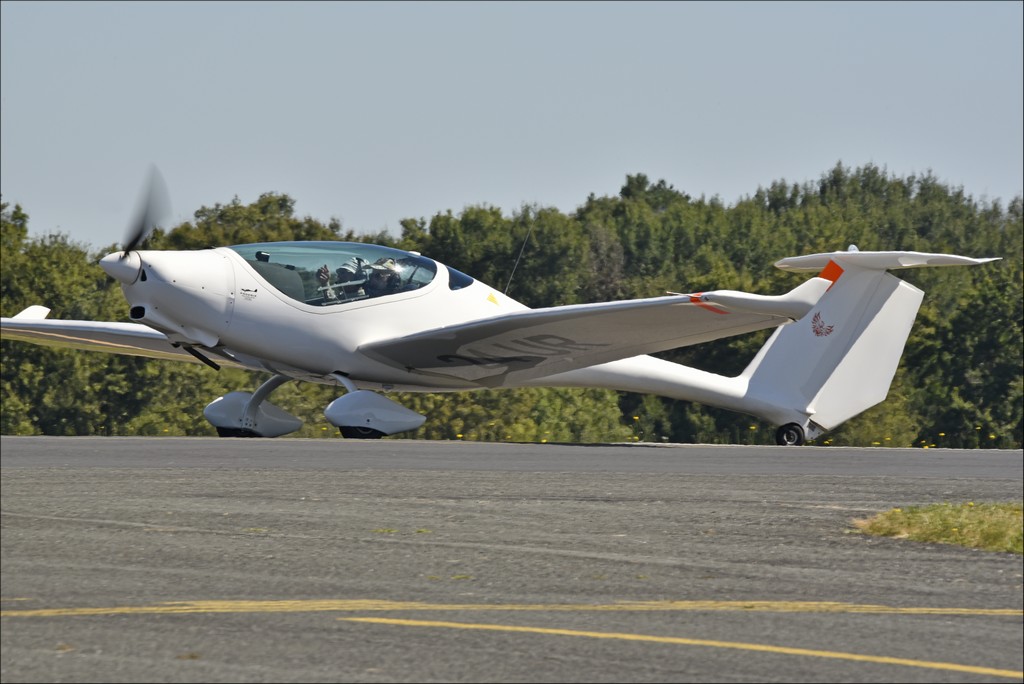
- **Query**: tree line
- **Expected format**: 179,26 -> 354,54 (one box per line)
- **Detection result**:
2,162 -> 1021,447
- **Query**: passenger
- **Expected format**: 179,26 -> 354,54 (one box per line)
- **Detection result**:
365,258 -> 402,297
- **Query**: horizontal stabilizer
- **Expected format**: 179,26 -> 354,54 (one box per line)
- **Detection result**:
775,249 -> 1000,273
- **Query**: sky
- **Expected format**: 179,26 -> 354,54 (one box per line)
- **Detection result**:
2,1 -> 1022,252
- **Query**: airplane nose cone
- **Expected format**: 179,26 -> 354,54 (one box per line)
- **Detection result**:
99,251 -> 142,285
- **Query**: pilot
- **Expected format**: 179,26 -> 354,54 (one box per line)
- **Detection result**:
365,258 -> 401,297
317,256 -> 376,303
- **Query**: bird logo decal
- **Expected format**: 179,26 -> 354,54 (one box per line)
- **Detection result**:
811,312 -> 834,337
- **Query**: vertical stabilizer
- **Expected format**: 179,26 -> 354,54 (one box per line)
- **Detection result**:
740,249 -> 997,442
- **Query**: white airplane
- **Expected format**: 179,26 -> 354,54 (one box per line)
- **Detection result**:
0,176 -> 999,445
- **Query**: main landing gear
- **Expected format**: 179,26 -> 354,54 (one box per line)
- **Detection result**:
204,373 -> 426,439
204,374 -> 303,438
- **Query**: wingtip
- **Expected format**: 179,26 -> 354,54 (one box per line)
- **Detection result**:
11,305 -> 51,320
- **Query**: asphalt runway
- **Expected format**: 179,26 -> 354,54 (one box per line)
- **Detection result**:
1,436 -> 1021,683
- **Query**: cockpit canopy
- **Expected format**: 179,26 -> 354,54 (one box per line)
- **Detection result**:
229,242 -> 438,306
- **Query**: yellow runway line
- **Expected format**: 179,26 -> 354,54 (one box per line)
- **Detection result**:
343,617 -> 1024,680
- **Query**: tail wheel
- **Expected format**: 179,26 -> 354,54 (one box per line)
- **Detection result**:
340,426 -> 385,439
775,423 -> 806,446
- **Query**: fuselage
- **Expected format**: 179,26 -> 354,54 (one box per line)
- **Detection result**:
98,240 -> 763,418
100,241 -> 754,412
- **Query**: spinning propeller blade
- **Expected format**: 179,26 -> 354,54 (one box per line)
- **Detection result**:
122,165 -> 171,255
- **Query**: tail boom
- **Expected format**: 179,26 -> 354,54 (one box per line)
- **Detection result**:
537,249 -> 997,444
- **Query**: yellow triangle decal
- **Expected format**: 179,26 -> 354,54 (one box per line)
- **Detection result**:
487,293 -> 499,306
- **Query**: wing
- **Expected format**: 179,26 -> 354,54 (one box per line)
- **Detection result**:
360,277 -> 832,387
0,306 -> 246,368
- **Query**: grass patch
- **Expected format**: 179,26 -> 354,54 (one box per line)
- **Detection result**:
852,502 -> 1023,554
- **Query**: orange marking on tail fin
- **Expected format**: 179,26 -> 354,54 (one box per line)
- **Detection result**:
818,260 -> 844,290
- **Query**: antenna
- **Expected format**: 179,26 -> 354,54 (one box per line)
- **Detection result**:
504,224 -> 534,295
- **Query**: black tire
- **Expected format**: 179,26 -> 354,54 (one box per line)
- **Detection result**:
775,423 -> 805,446
215,427 -> 263,438
340,426 -> 386,439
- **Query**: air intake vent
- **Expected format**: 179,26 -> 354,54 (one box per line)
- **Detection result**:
130,306 -> 146,320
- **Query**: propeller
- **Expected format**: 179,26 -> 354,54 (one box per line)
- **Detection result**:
122,165 -> 171,256
100,166 -> 172,284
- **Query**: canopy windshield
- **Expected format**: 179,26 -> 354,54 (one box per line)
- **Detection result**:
229,242 -> 437,305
